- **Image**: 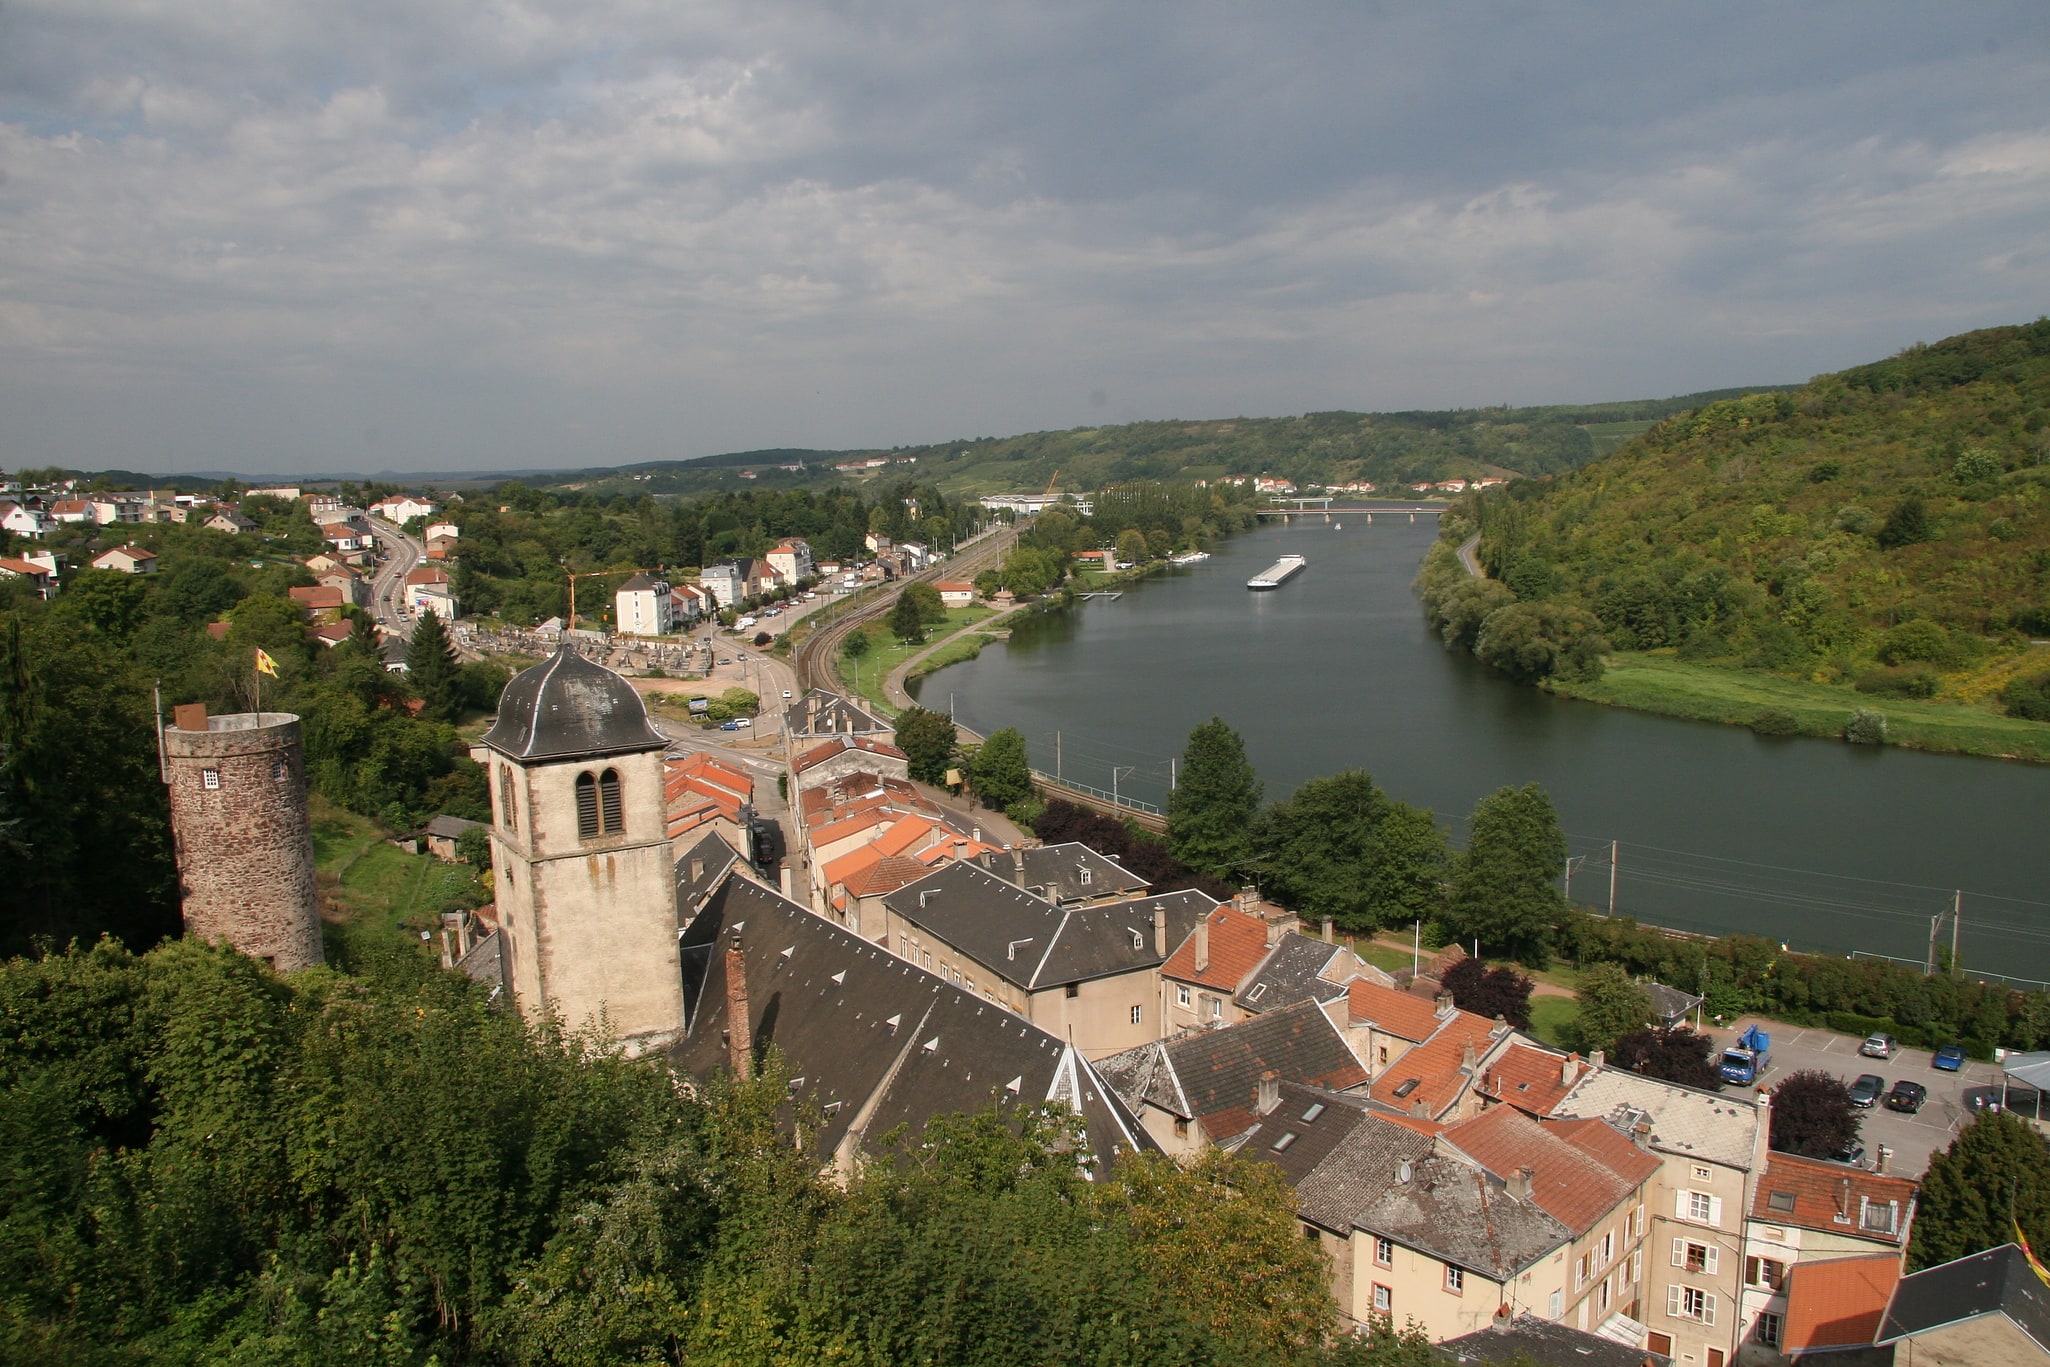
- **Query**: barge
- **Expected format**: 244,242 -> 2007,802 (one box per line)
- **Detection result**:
1247,554 -> 1307,590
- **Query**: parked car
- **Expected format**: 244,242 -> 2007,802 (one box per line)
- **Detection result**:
1861,1034 -> 1898,1059
718,721 -> 742,731
1832,1140 -> 1867,1166
1848,1074 -> 1886,1108
730,718 -> 752,728
782,689 -> 793,699
1886,1080 -> 1927,1113
1933,1045 -> 1967,1071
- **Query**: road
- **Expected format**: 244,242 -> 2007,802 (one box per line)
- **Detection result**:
366,515 -> 424,639
790,525 -> 1017,694
1457,531 -> 1483,578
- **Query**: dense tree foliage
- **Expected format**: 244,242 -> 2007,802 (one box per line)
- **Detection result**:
1911,1112 -> 2050,1271
1769,1070 -> 1861,1161
1611,1026 -> 1722,1090
1167,718 -> 1263,881
970,727 -> 1033,811
1444,784 -> 1565,965
1251,771 -> 1385,930
894,706 -> 958,785
1030,800 -> 1235,901
1439,957 -> 1534,1030
1568,963 -> 1653,1055
404,606 -> 460,721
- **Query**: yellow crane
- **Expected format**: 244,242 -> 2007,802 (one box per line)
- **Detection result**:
1043,469 -> 1060,499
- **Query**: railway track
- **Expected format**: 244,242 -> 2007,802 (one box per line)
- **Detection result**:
790,528 -> 1017,695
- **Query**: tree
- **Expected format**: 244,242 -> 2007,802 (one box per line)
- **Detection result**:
1445,783 -> 1565,965
970,727 -> 1032,810
1911,1111 -> 2050,1271
1876,496 -> 1932,549
1473,600 -> 1608,683
1439,957 -> 1534,1029
1251,770 -> 1386,932
406,608 -> 460,721
1116,529 -> 1149,565
900,581 -> 945,627
1364,801 -> 1450,928
1166,718 -> 1262,881
1770,1070 -> 1861,1160
895,706 -> 957,785
1612,1026 -> 1722,1090
1569,963 -> 1653,1055
888,590 -> 926,644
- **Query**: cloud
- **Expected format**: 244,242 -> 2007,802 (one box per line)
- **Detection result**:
0,1 -> 2046,473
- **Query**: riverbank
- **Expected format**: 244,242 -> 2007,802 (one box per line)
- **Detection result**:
1548,652 -> 2050,763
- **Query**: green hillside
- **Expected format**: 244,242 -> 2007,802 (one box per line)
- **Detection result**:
1421,320 -> 2050,750
540,388 -> 1790,500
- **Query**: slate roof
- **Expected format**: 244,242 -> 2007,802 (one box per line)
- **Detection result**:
1094,999 -> 1368,1142
1442,1313 -> 1673,1367
1284,1100 -> 1439,1234
1752,1152 -> 1918,1245
424,814 -> 483,839
785,690 -> 891,738
1782,1254 -> 1901,1353
1879,1243 -> 2050,1352
1159,904 -> 1272,992
616,572 -> 663,593
1643,981 -> 1705,1024
1346,978 -> 1447,1042
882,862 -> 1214,992
1550,1068 -> 1763,1171
1441,1105 -> 1659,1236
675,832 -> 740,925
1232,1082 -> 1384,1212
980,842 -> 1149,904
481,648 -> 668,762
672,874 -> 1150,1173
1355,1153 -> 1571,1282
1234,933 -> 1353,1014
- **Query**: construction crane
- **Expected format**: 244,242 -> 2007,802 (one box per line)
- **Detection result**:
1043,469 -> 1060,499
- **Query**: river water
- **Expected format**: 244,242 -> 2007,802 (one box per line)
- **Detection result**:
910,518 -> 2050,980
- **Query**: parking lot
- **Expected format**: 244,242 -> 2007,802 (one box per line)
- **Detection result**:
1723,1018 -> 2032,1181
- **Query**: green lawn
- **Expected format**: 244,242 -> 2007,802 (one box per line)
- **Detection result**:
1528,995 -> 1581,1049
312,799 -> 486,949
1352,939 -> 1423,975
1552,652 -> 2050,763
839,606 -> 995,713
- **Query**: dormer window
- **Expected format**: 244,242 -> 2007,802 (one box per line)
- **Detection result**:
576,768 -> 623,838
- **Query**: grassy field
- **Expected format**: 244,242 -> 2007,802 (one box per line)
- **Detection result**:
838,605 -> 995,713
1551,652 -> 2050,763
312,798 -> 487,948
1528,995 -> 1580,1049
1353,939 -> 1421,975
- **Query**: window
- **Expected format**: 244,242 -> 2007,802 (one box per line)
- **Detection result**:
1630,1249 -> 1642,1285
1672,1239 -> 1717,1275
1377,1045 -> 1389,1065
1746,1257 -> 1785,1290
900,936 -> 910,957
1678,1190 -> 1722,1225
1130,1005 -> 1143,1026
1597,1232 -> 1614,1265
1372,1284 -> 1392,1314
1272,1132 -> 1298,1153
1302,1223 -> 1320,1240
1444,1265 -> 1464,1294
1065,982 -> 1080,999
1173,1117 -> 1189,1138
922,952 -> 931,968
1576,1255 -> 1588,1289
1598,1277 -> 1611,1312
1209,996 -> 1223,1020
1177,983 -> 1191,1007
1693,1165 -> 1713,1181
1767,1190 -> 1797,1214
1667,1286 -> 1715,1325
575,769 -> 624,838
272,760 -> 289,782
1548,1290 -> 1563,1318
1756,1310 -> 1783,1348
1375,1237 -> 1393,1267
1631,1204 -> 1644,1238
202,768 -> 220,790
499,766 -> 517,833
1860,1198 -> 1900,1236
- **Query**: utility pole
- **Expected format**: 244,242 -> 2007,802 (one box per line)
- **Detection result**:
1170,757 -> 1177,791
1112,765 -> 1133,811
1056,731 -> 1062,783
1608,839 -> 1619,917
1952,890 -> 1962,976
1927,910 -> 1943,976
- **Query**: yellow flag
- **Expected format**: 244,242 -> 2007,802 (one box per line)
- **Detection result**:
254,648 -> 279,677
2017,1219 -> 2050,1289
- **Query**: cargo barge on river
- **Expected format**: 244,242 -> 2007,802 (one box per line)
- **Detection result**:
1247,554 -> 1307,590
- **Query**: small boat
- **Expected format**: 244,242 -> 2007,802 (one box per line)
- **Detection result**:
1170,550 -> 1211,565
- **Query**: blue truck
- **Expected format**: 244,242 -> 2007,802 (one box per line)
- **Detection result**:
1719,1025 -> 1772,1086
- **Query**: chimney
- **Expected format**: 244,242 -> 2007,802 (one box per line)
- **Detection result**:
1589,1049 -> 1605,1072
1267,918 -> 1283,946
1237,885 -> 1257,914
1875,1143 -> 1890,1176
1507,1165 -> 1533,1199
1461,1038 -> 1477,1069
1256,1071 -> 1280,1116
1435,992 -> 1455,1019
1195,918 -> 1211,974
1561,1052 -> 1581,1087
1011,846 -> 1025,881
173,701 -> 208,732
690,858 -> 705,882
1631,1120 -> 1652,1150
723,929 -> 753,1081
1838,1177 -> 1852,1221
1154,907 -> 1168,957
1411,1098 -> 1430,1118
1491,1305 -> 1514,1334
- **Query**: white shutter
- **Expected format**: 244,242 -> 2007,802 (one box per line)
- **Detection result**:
1671,1237 -> 1686,1267
1667,1285 -> 1684,1318
1675,1190 -> 1690,1219
1708,1196 -> 1725,1226
1703,1245 -> 1720,1275
1703,1294 -> 1718,1327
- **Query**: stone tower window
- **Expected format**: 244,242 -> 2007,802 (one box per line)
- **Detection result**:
499,765 -> 517,834
202,768 -> 221,790
575,768 -> 624,838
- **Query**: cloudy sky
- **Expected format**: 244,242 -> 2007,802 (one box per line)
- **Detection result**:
2,2 -> 2045,477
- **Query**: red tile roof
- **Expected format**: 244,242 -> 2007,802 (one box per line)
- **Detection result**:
1752,1152 -> 1919,1245
1781,1254 -> 1901,1352
1159,906 -> 1270,992
1478,1041 -> 1579,1115
1347,978 -> 1446,1042
793,736 -> 909,775
1445,1106 -> 1659,1235
1366,1008 -> 1500,1119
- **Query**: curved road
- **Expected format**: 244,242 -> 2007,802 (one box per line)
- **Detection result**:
366,515 -> 425,639
790,526 -> 1017,694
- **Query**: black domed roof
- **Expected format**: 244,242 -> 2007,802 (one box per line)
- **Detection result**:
481,647 -> 667,762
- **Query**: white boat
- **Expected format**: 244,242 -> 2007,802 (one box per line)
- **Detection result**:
1170,550 -> 1211,565
1247,554 -> 1307,590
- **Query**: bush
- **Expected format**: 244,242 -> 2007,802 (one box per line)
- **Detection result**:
1749,708 -> 1800,736
1855,665 -> 1939,699
1843,708 -> 1889,744
2002,673 -> 2050,722
1876,619 -> 1951,665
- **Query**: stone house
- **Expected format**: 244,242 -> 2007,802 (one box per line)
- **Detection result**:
792,736 -> 911,792
1734,1153 -> 1917,1363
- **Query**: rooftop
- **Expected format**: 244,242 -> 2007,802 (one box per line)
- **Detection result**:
1550,1067 -> 1764,1171
480,647 -> 668,762
1879,1243 -> 2050,1354
1346,977 -> 1448,1043
1782,1254 -> 1901,1354
1442,1105 -> 1660,1236
1234,933 -> 1358,1014
1159,904 -> 1271,992
1752,1152 -> 1918,1245
1354,1152 -> 1571,1282
1442,1312 -> 1673,1367
1365,1006 -> 1502,1120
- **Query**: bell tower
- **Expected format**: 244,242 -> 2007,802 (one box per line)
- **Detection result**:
482,647 -> 681,1052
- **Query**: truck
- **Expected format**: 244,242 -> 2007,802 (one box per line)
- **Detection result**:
1719,1025 -> 1771,1086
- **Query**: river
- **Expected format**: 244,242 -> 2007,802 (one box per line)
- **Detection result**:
910,518 -> 2050,981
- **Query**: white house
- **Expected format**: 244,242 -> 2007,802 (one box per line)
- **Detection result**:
424,522 -> 460,542
92,544 -> 159,575
615,573 -> 675,636
1,503 -> 49,539
765,539 -> 815,586
372,496 -> 438,523
670,583 -> 710,623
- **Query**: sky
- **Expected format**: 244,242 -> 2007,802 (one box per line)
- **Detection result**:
2,2 -> 2046,478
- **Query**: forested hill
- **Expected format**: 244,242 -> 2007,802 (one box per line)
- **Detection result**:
542,387 -> 1790,499
1437,320 -> 2050,714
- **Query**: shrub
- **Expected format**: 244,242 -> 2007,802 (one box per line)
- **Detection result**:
1876,618 -> 1950,665
1855,665 -> 1939,699
1749,708 -> 1800,736
1877,497 -> 1932,550
2002,673 -> 2050,722
1844,708 -> 1889,744
1953,447 -> 2003,483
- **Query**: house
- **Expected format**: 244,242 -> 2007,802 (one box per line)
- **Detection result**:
976,841 -> 1151,907
669,582 -> 710,623
371,496 -> 437,523
877,859 -> 1218,1057
0,556 -> 56,598
1159,903 -> 1278,1032
1366,998 -> 1517,1123
422,814 -> 485,862
311,621 -> 356,648
665,752 -> 755,859
1737,1153 -> 1917,1362
206,509 -> 258,535
1875,1242 -> 2050,1364
1232,930 -> 1388,1017
412,584 -> 459,621
785,690 -> 893,743
792,735 -> 911,791
1756,1253 -> 1902,1363
1550,1068 -> 1771,1367
764,539 -> 814,586
49,498 -> 94,524
671,872 -> 1153,1178
424,522 -> 459,542
1644,981 -> 1707,1029
425,534 -> 460,561
614,573 -> 675,636
91,544 -> 159,575
288,585 -> 346,621
813,814 -> 1000,934
319,567 -> 368,607
934,580 -> 977,608
700,559 -> 746,608
1,503 -> 49,539
1443,1311 -> 1673,1367
89,497 -> 147,524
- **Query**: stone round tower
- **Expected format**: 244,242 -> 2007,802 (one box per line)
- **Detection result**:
161,706 -> 323,972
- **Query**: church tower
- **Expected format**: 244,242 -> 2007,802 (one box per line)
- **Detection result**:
481,647 -> 681,1053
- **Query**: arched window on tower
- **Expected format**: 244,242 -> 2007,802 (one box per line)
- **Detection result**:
576,769 -> 625,839
499,765 -> 517,834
